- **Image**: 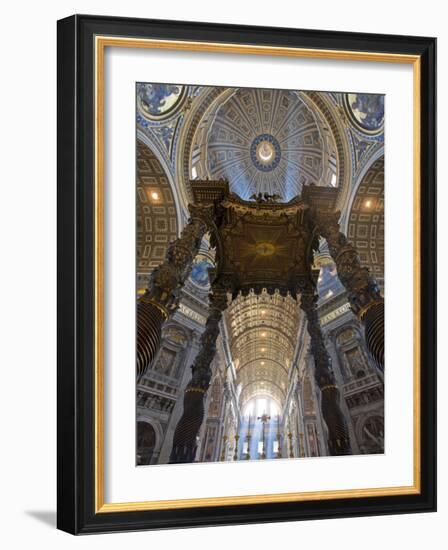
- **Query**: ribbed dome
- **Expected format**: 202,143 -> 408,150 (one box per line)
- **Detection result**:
203,88 -> 325,201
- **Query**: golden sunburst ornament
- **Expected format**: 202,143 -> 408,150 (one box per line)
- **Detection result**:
255,242 -> 276,256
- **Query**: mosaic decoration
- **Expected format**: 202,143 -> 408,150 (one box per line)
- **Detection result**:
137,83 -> 186,120
349,130 -> 376,172
344,93 -> 384,134
151,121 -> 177,154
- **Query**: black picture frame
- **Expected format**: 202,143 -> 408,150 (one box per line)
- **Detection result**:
57,14 -> 436,534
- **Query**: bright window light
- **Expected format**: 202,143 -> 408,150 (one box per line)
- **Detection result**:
243,397 -> 280,417
257,398 -> 267,415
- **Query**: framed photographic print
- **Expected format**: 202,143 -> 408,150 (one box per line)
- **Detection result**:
57,14 -> 436,534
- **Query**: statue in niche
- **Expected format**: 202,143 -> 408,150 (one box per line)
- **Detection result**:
346,347 -> 366,378
156,348 -> 176,375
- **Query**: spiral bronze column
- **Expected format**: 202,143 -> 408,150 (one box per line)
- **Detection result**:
300,288 -> 352,456
314,211 -> 384,372
136,217 -> 208,379
169,290 -> 228,463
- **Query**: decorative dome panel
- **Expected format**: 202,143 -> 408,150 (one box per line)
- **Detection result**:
201,88 -> 325,201
343,93 -> 384,134
137,83 -> 187,120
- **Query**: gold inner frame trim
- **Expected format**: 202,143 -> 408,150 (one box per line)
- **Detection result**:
94,35 -> 421,513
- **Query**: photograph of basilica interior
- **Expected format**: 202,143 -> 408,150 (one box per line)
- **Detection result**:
135,84 -> 385,465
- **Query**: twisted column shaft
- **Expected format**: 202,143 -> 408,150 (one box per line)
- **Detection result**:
314,211 -> 384,371
169,291 -> 228,463
300,289 -> 352,456
136,218 -> 208,378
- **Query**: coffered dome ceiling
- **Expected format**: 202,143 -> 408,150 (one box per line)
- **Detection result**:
191,88 -> 334,202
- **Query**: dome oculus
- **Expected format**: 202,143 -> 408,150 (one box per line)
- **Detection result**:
250,134 -> 281,172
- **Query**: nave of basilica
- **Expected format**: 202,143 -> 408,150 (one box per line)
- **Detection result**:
135,84 -> 385,465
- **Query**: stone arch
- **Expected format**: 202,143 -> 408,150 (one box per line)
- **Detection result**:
136,139 -> 179,292
137,129 -> 184,227
355,413 -> 384,454
136,415 -> 164,465
345,156 -> 384,287
175,86 -> 228,211
136,420 -> 156,465
341,145 -> 384,231
301,91 -> 354,211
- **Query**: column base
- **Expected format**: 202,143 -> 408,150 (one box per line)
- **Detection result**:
169,444 -> 198,464
136,297 -> 168,378
169,388 -> 205,464
320,386 -> 352,456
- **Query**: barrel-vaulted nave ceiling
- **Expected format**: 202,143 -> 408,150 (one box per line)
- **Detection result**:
136,83 -> 384,410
